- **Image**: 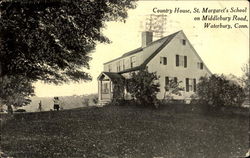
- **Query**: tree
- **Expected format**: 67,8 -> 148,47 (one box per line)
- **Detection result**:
0,0 -> 137,83
241,61 -> 249,95
127,68 -> 160,107
196,74 -> 245,107
0,75 -> 34,113
0,0 -> 137,108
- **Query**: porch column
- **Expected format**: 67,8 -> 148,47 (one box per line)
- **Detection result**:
99,80 -> 102,100
110,81 -> 112,99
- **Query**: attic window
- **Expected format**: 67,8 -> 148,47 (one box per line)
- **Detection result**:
182,39 -> 186,45
160,57 -> 167,65
197,62 -> 203,70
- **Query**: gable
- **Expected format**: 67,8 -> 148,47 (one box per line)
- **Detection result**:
146,31 -> 211,77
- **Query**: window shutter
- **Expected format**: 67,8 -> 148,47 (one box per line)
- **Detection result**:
186,78 -> 189,92
200,63 -> 203,69
174,77 -> 177,84
164,57 -> 167,65
176,55 -> 179,66
165,77 -> 169,91
193,79 -> 196,92
184,56 -> 187,68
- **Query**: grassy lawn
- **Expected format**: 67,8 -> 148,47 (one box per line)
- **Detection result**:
1,104 -> 249,158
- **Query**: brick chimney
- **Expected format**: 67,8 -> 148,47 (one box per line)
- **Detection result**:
141,31 -> 153,48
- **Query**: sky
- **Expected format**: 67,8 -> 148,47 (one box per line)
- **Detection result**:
34,0 -> 249,97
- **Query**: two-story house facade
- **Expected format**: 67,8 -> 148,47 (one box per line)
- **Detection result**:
97,30 -> 211,104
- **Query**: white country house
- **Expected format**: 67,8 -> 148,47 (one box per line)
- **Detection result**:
97,30 -> 211,105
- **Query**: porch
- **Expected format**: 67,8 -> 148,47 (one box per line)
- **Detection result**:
97,72 -> 125,105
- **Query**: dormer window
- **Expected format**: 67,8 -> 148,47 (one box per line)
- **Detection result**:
116,61 -> 121,72
130,56 -> 136,68
108,64 -> 112,72
123,59 -> 125,70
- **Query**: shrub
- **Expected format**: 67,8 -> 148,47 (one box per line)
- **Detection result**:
196,74 -> 246,107
163,79 -> 184,102
83,98 -> 89,106
126,68 -> 160,108
92,96 -> 98,105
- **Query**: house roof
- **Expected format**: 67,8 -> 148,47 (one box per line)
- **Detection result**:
117,31 -> 180,74
104,31 -> 181,65
98,72 -> 124,81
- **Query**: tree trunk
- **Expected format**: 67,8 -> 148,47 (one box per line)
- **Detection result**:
7,104 -> 13,114
0,62 -> 3,77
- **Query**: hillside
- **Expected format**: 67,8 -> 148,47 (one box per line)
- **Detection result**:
1,104 -> 248,158
18,94 -> 98,112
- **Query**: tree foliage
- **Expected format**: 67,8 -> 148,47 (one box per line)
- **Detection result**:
196,74 -> 245,107
0,0 -> 137,83
127,69 -> 160,107
241,61 -> 249,95
0,75 -> 34,112
110,77 -> 126,106
0,0 -> 137,108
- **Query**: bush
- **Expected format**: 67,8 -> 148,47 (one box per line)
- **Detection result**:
83,98 -> 89,106
92,96 -> 98,105
14,109 -> 26,112
196,74 -> 246,107
126,68 -> 160,108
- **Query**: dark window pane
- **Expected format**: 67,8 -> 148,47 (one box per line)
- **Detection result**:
182,39 -> 186,45
163,57 -> 167,65
176,55 -> 179,67
174,77 -> 177,83
193,79 -> 196,92
165,77 -> 169,91
184,56 -> 187,68
186,78 -> 189,92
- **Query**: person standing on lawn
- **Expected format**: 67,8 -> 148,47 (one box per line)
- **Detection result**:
38,100 -> 42,112
53,97 -> 60,111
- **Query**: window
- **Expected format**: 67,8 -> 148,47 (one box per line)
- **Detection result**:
184,56 -> 187,68
160,57 -> 167,65
116,61 -> 121,72
176,55 -> 187,68
123,59 -> 125,70
174,77 -> 177,83
131,56 -> 136,68
165,77 -> 178,91
176,55 -> 179,66
102,83 -> 109,94
165,77 -> 169,91
197,62 -> 203,70
193,79 -> 196,92
186,78 -> 197,92
108,65 -> 112,72
186,78 -> 189,92
182,39 -> 186,45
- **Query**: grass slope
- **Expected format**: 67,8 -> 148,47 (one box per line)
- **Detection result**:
1,105 -> 249,158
